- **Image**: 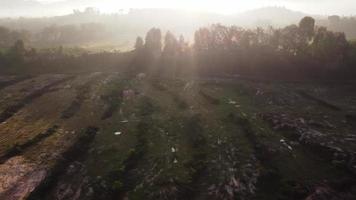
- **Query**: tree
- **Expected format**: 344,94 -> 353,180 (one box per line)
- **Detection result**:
194,27 -> 210,52
6,40 -> 26,66
134,37 -> 144,50
145,28 -> 162,58
177,35 -> 188,54
280,25 -> 300,55
312,27 -> 349,66
328,15 -> 341,25
299,16 -> 315,41
0,26 -> 29,49
10,40 -> 25,57
0,26 -> 11,48
163,31 -> 178,56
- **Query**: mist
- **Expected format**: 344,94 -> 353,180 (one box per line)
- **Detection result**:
1,0 -> 356,17
1,1 -> 356,200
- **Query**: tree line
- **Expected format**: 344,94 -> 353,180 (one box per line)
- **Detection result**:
319,15 -> 356,40
0,23 -> 108,49
1,16 -> 356,80
131,16 -> 356,80
193,17 -> 355,79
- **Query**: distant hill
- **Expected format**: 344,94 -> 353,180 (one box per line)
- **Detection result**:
0,6 -> 356,49
232,7 -> 308,27
0,7 -> 313,32
0,0 -> 90,17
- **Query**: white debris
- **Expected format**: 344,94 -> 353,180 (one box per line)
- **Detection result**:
280,139 -> 293,151
228,99 -> 237,105
114,132 -> 122,136
171,147 -> 177,153
256,89 -> 264,96
137,73 -> 146,80
120,120 -> 129,123
173,158 -> 178,164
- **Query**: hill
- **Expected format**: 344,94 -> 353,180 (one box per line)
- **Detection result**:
0,7 -> 356,49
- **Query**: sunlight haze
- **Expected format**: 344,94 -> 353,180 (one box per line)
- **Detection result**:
1,0 -> 356,199
3,0 -> 356,16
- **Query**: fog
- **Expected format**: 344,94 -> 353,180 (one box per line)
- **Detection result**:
1,0 -> 356,17
1,0 -> 356,51
1,2 -> 356,199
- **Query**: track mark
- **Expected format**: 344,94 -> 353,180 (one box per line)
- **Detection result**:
0,76 -> 73,123
0,125 -> 59,164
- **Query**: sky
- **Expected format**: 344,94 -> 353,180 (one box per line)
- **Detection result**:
2,0 -> 356,16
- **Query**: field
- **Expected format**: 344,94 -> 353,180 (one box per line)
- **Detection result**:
0,73 -> 355,200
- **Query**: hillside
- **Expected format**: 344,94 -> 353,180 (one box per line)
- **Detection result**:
1,7 -> 356,50
0,74 -> 355,199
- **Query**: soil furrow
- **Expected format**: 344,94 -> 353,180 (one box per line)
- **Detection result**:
0,76 -> 74,123
0,125 -> 59,164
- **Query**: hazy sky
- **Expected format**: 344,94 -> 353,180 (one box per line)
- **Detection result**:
3,0 -> 356,16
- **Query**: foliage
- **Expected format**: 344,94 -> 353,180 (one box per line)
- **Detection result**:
193,17 -> 354,79
1,16 -> 356,80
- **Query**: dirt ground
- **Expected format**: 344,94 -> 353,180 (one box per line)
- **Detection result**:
0,74 -> 355,200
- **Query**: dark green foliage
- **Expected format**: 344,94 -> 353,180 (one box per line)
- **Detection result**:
183,114 -> 206,147
299,16 -> 316,40
0,27 -> 29,49
194,17 -> 356,80
138,96 -> 157,116
101,81 -> 124,120
312,27 -> 349,64
134,36 -> 144,51
0,16 -> 356,80
173,95 -> 188,109
0,39 -> 26,70
145,28 -> 162,58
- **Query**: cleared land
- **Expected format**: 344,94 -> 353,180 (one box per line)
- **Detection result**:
0,74 -> 355,200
